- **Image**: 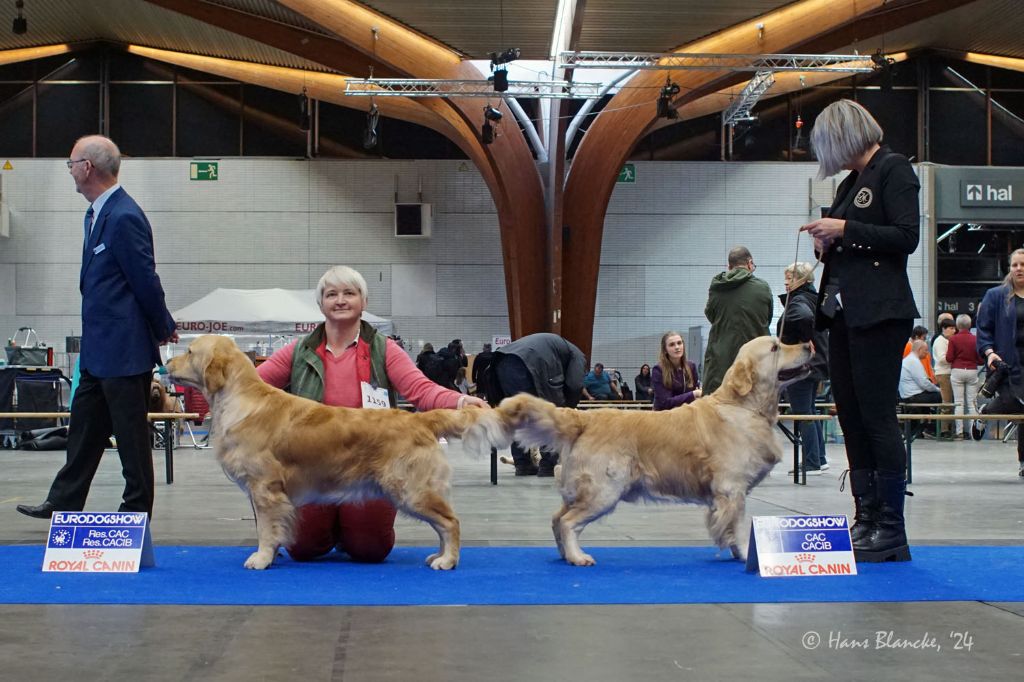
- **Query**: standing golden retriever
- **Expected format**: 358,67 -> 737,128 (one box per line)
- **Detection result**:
496,336 -> 812,565
166,335 -> 508,570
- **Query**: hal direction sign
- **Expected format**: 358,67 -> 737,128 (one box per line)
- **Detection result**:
745,514 -> 856,578
190,161 -> 219,181
960,178 -> 1021,207
43,511 -> 154,573
617,164 -> 636,183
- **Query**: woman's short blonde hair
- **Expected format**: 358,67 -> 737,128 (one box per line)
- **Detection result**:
810,99 -> 883,179
784,261 -> 815,286
315,265 -> 368,304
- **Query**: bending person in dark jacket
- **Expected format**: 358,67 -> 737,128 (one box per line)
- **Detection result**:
801,99 -> 920,563
486,333 -> 586,476
776,262 -> 830,475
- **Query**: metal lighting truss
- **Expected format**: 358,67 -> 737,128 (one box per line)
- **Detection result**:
343,78 -> 603,99
558,51 -> 878,72
722,70 -> 775,125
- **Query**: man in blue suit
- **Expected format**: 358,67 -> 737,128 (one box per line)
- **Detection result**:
18,135 -> 177,519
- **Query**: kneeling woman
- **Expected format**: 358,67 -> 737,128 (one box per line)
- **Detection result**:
652,332 -> 702,411
256,266 -> 487,562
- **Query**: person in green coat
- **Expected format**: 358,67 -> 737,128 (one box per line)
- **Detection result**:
702,246 -> 774,394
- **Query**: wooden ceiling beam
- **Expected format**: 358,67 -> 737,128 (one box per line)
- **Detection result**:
0,44 -> 73,66
141,0 -> 400,78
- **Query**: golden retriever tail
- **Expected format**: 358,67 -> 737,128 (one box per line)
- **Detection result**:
417,409 -> 512,456
494,394 -> 585,454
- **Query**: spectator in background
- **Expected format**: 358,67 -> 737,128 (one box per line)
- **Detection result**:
947,313 -> 982,438
454,367 -> 471,394
702,246 -> 773,394
471,343 -> 494,397
652,332 -> 701,411
899,340 -> 941,438
634,364 -> 655,402
435,339 -> 466,390
903,325 -> 936,384
974,247 -> 1024,476
931,312 -> 954,351
777,262 -> 830,475
583,363 -> 620,400
486,333 -> 586,476
931,317 -> 957,438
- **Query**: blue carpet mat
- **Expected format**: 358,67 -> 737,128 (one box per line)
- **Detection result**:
1,545 -> 1021,606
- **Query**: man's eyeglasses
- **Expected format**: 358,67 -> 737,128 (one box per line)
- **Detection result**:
66,158 -> 89,169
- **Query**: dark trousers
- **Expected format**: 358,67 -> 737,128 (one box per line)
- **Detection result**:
787,375 -> 827,468
829,312 -> 912,475
47,369 -> 155,515
494,356 -> 557,468
982,389 -> 1024,460
902,390 -> 942,436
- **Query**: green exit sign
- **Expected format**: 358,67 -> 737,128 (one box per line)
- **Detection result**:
190,161 -> 218,181
617,164 -> 636,183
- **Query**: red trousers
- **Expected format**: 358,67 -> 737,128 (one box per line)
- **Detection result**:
286,500 -> 397,563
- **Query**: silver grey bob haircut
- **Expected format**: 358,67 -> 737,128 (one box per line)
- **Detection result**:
810,99 -> 883,179
316,266 -> 368,304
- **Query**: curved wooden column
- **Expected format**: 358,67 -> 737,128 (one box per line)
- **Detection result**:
559,0 -> 963,358
278,0 -> 548,337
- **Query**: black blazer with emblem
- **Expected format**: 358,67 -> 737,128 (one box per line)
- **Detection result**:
814,145 -> 920,330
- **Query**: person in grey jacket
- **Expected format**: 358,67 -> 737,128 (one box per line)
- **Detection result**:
486,333 -> 586,476
702,246 -> 774,394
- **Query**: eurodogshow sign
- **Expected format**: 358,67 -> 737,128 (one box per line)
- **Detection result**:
43,511 -> 154,573
745,515 -> 856,577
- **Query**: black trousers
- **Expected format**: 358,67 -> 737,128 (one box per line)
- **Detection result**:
829,312 -> 912,475
493,356 -> 557,468
982,389 -> 1024,460
47,369 -> 155,515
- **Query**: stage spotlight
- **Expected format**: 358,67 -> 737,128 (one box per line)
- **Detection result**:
871,50 -> 895,92
12,0 -> 26,34
483,105 -> 503,122
657,80 -> 680,120
297,88 -> 310,131
492,68 -> 508,93
489,47 -> 520,70
481,121 -> 495,145
363,103 -> 380,149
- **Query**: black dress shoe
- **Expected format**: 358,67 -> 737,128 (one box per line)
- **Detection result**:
16,501 -> 55,519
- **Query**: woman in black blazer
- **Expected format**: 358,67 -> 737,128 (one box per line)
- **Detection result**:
801,100 -> 920,564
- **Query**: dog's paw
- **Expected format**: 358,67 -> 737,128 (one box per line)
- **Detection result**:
244,550 -> 275,570
566,552 -> 596,566
427,553 -> 458,570
729,545 -> 745,561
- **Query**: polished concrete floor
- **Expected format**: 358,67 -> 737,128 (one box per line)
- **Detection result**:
2,432 -> 1023,681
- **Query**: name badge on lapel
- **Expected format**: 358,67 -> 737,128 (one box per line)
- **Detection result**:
93,243 -> 106,255
361,381 -> 390,409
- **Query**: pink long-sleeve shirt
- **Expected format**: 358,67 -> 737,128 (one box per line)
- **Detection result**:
256,337 -> 461,410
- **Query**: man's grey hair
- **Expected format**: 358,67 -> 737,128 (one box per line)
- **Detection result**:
727,246 -> 753,268
315,265 -> 368,304
76,135 -> 121,177
911,339 -> 928,354
955,313 -> 972,330
810,99 -> 883,179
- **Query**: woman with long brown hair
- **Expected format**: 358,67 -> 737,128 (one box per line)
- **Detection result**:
651,332 -> 701,411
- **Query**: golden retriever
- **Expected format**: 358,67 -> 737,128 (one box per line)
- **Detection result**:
495,336 -> 812,565
166,335 -> 508,570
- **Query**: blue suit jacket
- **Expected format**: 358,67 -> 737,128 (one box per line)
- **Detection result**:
976,284 -> 1020,383
80,187 -> 175,378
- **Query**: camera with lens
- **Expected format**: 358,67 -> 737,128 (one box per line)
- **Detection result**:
975,360 -> 1010,412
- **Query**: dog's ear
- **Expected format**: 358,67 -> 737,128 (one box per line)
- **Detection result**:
203,352 -> 228,394
729,358 -> 756,397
